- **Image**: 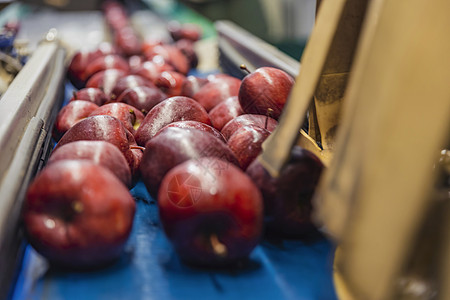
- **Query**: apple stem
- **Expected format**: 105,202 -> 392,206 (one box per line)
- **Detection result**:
210,234 -> 227,257
72,90 -> 77,99
240,64 -> 251,74
265,108 -> 273,130
130,145 -> 146,152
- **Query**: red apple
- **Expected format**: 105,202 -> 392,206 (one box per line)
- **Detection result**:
154,70 -> 186,97
54,115 -> 143,176
67,43 -> 118,88
239,66 -> 294,120
48,140 -> 131,187
221,114 -> 278,141
140,127 -> 238,197
86,69 -> 127,98
246,146 -> 324,238
141,39 -> 163,53
144,44 -> 189,75
116,86 -> 167,115
181,75 -> 208,98
114,26 -> 142,57
167,21 -> 202,42
111,74 -> 155,100
69,88 -> 108,106
23,160 -> 135,268
52,100 -> 99,141
67,49 -> 104,89
156,120 -> 226,143
208,96 -> 244,131
193,77 -> 241,112
84,54 -> 129,81
135,96 -> 211,146
227,125 -> 270,170
158,157 -> 262,266
88,103 -> 144,135
132,59 -> 175,83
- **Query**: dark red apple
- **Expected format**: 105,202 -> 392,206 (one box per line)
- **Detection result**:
156,120 -> 226,143
193,77 -> 241,112
23,160 -> 135,268
88,103 -> 144,135
154,70 -> 186,97
144,44 -> 189,75
67,43 -> 118,88
86,69 -> 127,98
209,96 -> 244,131
167,21 -> 202,42
132,59 -> 175,83
181,75 -> 208,98
116,86 -> 167,115
175,39 -> 198,69
135,96 -> 211,146
227,125 -> 270,170
246,146 -> 324,238
52,100 -> 99,141
111,75 -> 155,100
84,54 -> 129,81
140,127 -> 238,197
239,66 -> 294,120
69,88 -> 108,106
158,157 -> 262,266
221,114 -> 278,141
48,140 -> 131,187
67,49 -> 103,89
114,26 -> 142,57
54,115 -> 143,175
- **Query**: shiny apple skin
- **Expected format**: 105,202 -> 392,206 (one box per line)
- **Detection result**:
111,75 -> 155,100
86,69 -> 127,98
70,88 -> 108,106
67,49 -> 103,89
135,96 -> 211,146
88,103 -> 144,135
193,77 -> 241,112
156,120 -> 226,143
246,146 -> 324,238
54,115 -> 142,176
84,55 -> 130,81
221,114 -> 278,141
158,157 -> 263,266
227,125 -> 270,170
239,67 -> 294,120
144,44 -> 189,75
140,127 -> 238,197
23,160 -> 136,268
52,100 -> 99,141
154,70 -> 186,97
48,141 -> 132,187
117,86 -> 167,115
209,96 -> 244,131
181,75 -> 208,98
132,59 -> 175,84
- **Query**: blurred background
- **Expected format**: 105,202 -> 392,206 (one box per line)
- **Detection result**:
7,0 -> 316,59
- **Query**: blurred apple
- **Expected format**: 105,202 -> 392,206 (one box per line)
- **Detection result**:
158,157 -> 262,266
23,160 -> 135,268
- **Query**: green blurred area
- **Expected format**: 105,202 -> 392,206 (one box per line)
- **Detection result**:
144,0 -> 308,60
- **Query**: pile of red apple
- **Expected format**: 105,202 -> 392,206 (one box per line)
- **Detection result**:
22,1 -> 324,269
